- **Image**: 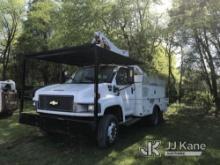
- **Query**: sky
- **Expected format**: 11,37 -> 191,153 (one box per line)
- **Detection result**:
152,0 -> 172,13
150,0 -> 173,27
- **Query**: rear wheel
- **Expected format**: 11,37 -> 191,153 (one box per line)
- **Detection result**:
149,107 -> 160,126
97,114 -> 118,148
0,110 -> 13,117
159,110 -> 164,123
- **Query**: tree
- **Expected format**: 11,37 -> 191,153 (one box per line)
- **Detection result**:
169,0 -> 220,115
106,0 -> 163,70
15,0 -> 59,86
0,0 -> 24,80
13,0 -> 179,100
152,46 -> 180,103
51,0 -> 163,71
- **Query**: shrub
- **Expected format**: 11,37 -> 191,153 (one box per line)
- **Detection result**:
182,91 -> 213,110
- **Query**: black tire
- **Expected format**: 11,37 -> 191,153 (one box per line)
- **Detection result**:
40,128 -> 58,137
97,114 -> 119,148
5,110 -> 13,116
159,110 -> 164,123
0,110 -> 13,117
149,107 -> 160,126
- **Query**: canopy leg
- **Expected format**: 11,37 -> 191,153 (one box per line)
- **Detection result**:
94,46 -> 99,129
19,58 -> 26,115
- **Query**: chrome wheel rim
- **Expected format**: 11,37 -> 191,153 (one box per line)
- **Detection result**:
107,121 -> 117,143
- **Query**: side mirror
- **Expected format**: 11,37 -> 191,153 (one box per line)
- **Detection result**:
61,70 -> 70,83
128,68 -> 134,84
113,85 -> 120,95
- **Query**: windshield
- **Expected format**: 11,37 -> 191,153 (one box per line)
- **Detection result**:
66,66 -> 115,84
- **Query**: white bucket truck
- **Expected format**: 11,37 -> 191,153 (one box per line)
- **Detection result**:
20,33 -> 168,148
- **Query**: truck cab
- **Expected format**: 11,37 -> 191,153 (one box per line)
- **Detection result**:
34,65 -> 134,117
33,65 -> 168,147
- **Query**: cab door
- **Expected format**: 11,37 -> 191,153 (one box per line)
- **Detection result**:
115,67 -> 135,115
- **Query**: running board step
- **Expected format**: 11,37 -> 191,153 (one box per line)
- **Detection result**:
123,117 -> 141,126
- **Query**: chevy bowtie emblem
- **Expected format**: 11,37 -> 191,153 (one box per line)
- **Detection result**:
49,100 -> 59,106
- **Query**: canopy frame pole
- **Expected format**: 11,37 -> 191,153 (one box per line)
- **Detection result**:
94,46 -> 99,129
19,57 -> 26,115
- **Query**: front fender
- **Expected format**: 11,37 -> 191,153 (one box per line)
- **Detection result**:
99,95 -> 125,120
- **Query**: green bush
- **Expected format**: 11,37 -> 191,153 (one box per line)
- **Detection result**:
195,91 -> 214,109
182,91 -> 213,110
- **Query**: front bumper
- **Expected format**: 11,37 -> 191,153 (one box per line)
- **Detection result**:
37,109 -> 102,117
19,112 -> 98,133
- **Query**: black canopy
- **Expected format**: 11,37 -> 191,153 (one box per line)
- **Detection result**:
26,44 -> 141,66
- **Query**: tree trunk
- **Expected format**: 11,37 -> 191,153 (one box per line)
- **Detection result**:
178,47 -> 184,104
167,46 -> 172,100
202,29 -> 219,116
2,65 -> 6,80
194,29 -> 219,116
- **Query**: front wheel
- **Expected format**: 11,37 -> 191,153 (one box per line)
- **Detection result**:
97,114 -> 119,148
40,128 -> 58,136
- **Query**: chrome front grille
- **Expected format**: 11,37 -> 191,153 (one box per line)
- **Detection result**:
38,95 -> 73,112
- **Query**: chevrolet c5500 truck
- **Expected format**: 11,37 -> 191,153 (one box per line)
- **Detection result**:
19,33 -> 168,148
32,65 -> 168,147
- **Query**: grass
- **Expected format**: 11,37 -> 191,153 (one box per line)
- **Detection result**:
0,103 -> 220,165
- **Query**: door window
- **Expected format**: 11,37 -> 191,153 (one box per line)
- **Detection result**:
116,68 -> 130,85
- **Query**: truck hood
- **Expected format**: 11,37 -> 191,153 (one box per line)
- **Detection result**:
37,83 -> 93,93
33,83 -> 110,103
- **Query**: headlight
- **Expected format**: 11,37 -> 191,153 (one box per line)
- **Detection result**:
73,103 -> 77,112
88,104 -> 94,111
33,101 -> 38,109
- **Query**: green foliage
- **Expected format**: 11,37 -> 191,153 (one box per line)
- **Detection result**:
50,0 -> 163,68
14,0 -> 176,87
152,46 -> 180,103
49,0 -> 103,48
169,0 -> 220,112
17,0 -> 58,54
0,0 -> 24,80
182,91 -> 214,110
0,0 -> 24,42
153,46 -> 179,79
6,0 -> 181,101
15,0 -> 60,86
0,0 -> 24,13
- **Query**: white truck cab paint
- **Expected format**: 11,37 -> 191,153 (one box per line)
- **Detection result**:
33,65 -> 168,122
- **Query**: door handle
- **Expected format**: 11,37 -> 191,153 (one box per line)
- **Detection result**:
131,87 -> 134,94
